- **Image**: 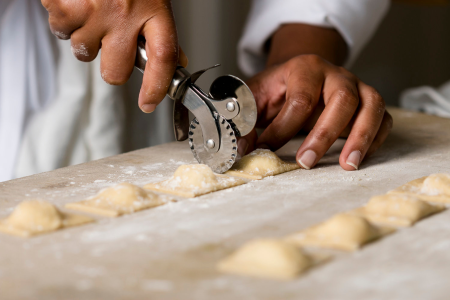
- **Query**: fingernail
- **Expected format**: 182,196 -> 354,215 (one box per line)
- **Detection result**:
237,139 -> 248,156
346,150 -> 361,170
257,143 -> 270,150
141,104 -> 156,113
298,150 -> 317,170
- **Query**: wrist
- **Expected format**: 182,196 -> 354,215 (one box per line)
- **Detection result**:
266,24 -> 348,67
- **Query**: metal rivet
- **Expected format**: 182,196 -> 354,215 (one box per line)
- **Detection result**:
226,102 -> 235,112
206,139 -> 215,149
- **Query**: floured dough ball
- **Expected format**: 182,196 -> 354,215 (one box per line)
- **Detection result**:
234,149 -> 283,174
7,200 -> 63,232
96,182 -> 155,207
422,173 -> 450,196
312,214 -> 379,246
218,239 -> 312,280
366,194 -> 443,222
144,164 -> 246,197
226,149 -> 299,179
173,164 -> 218,189
0,200 -> 94,237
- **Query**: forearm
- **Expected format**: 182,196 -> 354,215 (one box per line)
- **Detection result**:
266,24 -> 348,67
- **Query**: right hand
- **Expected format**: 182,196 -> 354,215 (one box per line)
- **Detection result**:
41,0 -> 188,113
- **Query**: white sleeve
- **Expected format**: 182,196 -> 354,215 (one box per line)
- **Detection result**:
238,0 -> 390,76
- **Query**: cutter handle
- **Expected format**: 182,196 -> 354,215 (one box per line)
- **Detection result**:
134,36 -> 148,73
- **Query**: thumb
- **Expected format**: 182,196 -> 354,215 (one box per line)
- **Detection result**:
237,129 -> 258,157
245,64 -> 288,126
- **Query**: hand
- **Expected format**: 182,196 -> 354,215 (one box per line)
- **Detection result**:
239,54 -> 393,171
41,0 -> 188,113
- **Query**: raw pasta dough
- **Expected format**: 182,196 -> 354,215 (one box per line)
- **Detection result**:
225,149 -> 300,180
0,200 -> 94,237
217,239 -> 326,280
389,174 -> 450,203
286,214 -> 395,251
353,194 -> 445,227
422,173 -> 450,197
144,164 -> 247,197
66,183 -> 168,217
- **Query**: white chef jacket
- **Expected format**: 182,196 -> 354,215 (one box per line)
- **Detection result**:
0,0 -> 389,182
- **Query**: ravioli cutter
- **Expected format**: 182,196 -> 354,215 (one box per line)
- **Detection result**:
135,37 -> 257,173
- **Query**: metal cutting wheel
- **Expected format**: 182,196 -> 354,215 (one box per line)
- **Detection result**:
188,114 -> 237,174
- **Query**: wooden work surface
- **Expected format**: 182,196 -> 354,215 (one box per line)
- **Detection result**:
1,108 -> 450,300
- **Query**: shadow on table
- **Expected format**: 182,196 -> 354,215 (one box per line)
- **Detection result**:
362,131 -> 428,169
274,128 -> 428,170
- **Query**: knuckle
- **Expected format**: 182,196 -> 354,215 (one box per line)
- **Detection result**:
364,87 -> 386,114
42,0 -> 64,11
334,88 -> 359,108
312,127 -> 335,145
353,131 -> 372,146
71,43 -> 93,61
48,19 -> 71,40
51,29 -> 71,40
287,92 -> 315,115
41,0 -> 51,10
153,45 -> 178,64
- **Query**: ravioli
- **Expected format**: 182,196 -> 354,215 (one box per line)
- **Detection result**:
217,239 -> 328,280
144,164 -> 247,197
225,149 -> 299,180
0,200 -> 94,237
352,194 -> 445,227
286,214 -> 395,251
66,183 -> 168,217
389,174 -> 450,203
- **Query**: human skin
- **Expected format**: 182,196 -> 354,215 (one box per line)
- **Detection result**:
41,0 -> 188,114
42,1 -> 391,171
238,24 -> 393,171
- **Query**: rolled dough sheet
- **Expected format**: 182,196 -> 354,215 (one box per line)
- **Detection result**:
65,183 -> 169,217
225,149 -> 300,180
0,200 -> 94,238
217,239 -> 331,280
144,164 -> 247,198
351,194 -> 445,227
389,174 -> 450,203
285,214 -> 395,252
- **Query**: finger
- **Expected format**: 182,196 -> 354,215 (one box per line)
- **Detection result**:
255,65 -> 325,151
338,81 -> 386,171
245,65 -> 287,127
44,0 -> 88,40
99,31 -> 137,85
366,111 -> 393,157
179,46 -> 189,68
237,129 -> 258,157
296,73 -> 360,169
138,10 -> 179,113
70,26 -> 103,62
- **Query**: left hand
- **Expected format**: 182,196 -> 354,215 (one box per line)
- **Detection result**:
238,54 -> 393,171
